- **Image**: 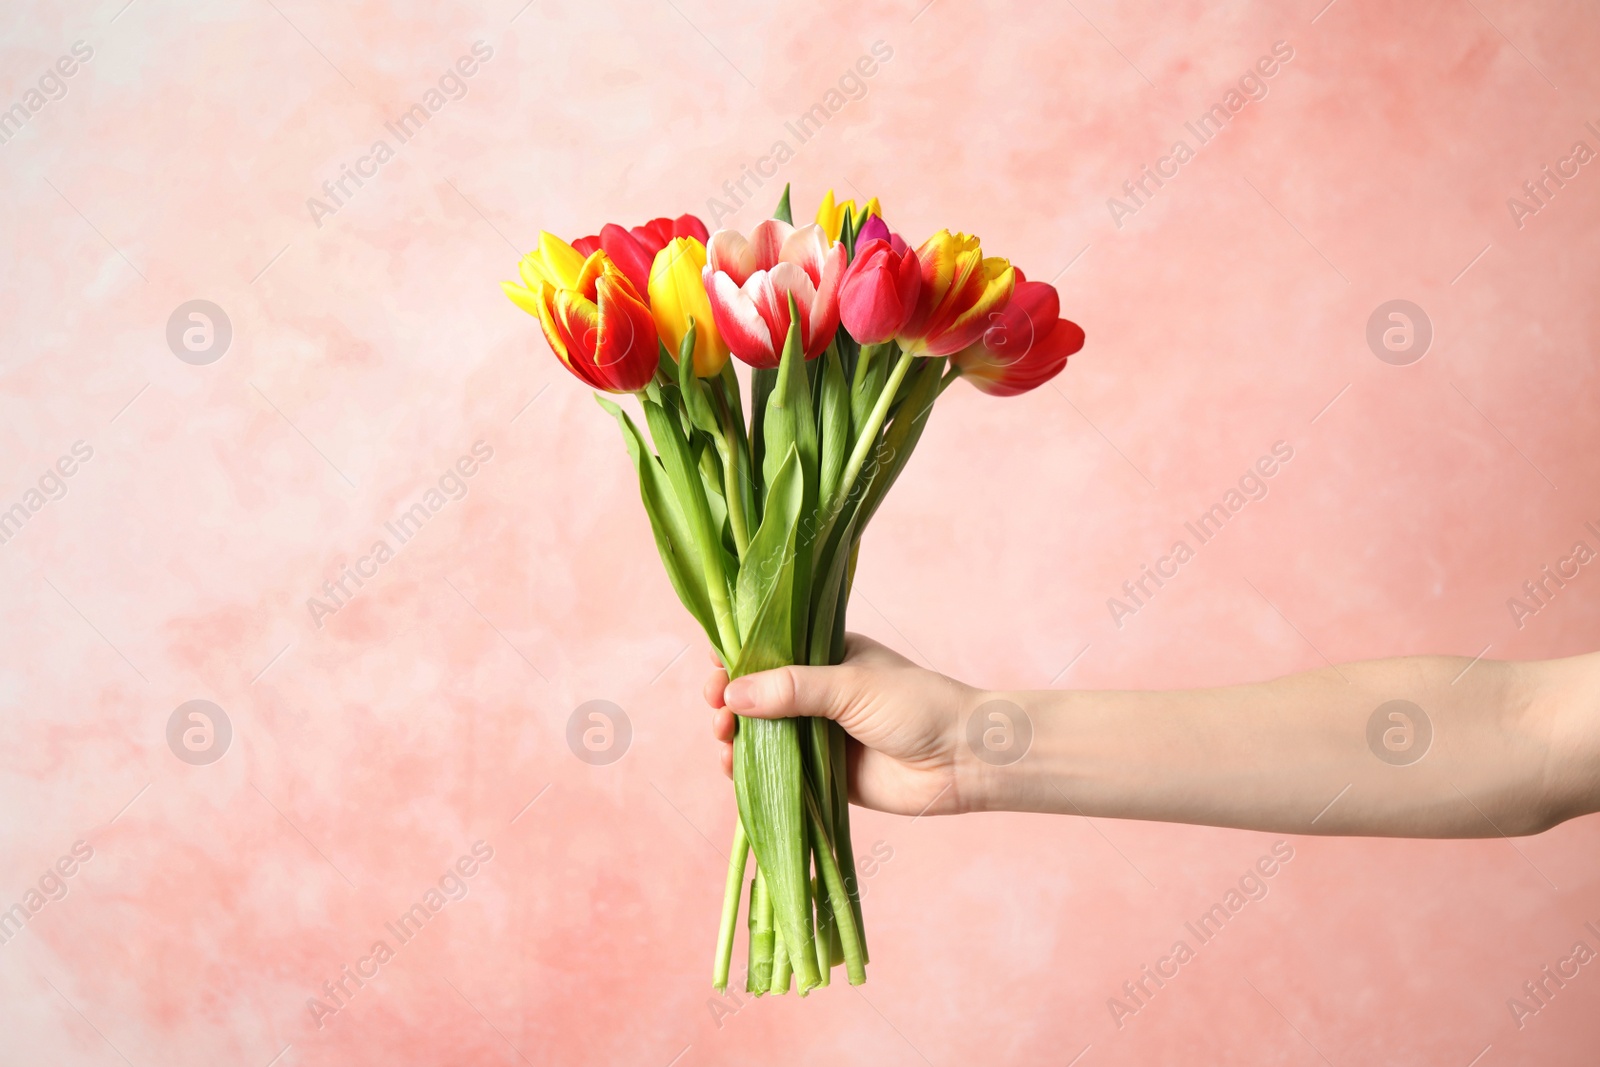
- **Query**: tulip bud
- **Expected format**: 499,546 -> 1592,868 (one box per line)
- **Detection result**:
855,215 -> 907,255
837,238 -> 921,345
816,190 -> 881,242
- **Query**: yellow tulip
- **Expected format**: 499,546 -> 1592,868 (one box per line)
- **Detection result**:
815,190 -> 881,242
648,237 -> 729,376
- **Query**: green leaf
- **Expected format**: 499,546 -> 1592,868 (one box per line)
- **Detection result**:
595,395 -> 721,657
693,436 -> 735,560
642,394 -> 739,651
773,183 -> 792,224
677,320 -> 720,436
736,445 -> 802,643
761,304 -> 819,659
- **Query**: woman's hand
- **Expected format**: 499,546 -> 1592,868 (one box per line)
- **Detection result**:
705,634 -> 981,817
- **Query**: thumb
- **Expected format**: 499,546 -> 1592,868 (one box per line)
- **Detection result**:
722,664 -> 853,721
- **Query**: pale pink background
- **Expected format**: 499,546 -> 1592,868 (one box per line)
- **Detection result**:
2,0 -> 1598,1063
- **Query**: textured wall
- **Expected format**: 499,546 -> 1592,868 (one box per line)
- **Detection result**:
2,0 -> 1597,1064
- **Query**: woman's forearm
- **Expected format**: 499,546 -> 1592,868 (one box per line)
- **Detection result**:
964,652 -> 1600,837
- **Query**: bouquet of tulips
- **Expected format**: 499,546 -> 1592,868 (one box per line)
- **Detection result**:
503,187 -> 1083,993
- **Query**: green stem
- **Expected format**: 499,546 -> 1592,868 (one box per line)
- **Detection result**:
700,524 -> 740,657
713,816 -> 750,990
769,924 -> 793,993
829,719 -> 864,964
815,347 -> 915,559
712,392 -> 752,558
747,871 -> 774,993
805,785 -> 866,985
811,868 -> 834,984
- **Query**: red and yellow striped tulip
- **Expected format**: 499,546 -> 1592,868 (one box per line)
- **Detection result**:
572,214 -> 710,301
895,230 -> 1016,358
648,237 -> 729,376
950,272 -> 1083,396
702,220 -> 847,367
502,232 -> 660,393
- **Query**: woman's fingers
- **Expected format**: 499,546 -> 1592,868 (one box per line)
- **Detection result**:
722,664 -> 854,721
704,664 -> 729,710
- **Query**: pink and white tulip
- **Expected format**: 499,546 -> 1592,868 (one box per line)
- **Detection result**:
701,220 -> 847,367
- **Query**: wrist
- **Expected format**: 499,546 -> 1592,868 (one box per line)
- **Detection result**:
952,688 -> 1067,814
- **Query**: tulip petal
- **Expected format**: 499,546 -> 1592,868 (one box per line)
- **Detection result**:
501,280 -> 544,318
599,223 -> 655,298
633,218 -> 676,253
752,262 -> 815,354
959,316 -> 1083,396
748,219 -> 794,272
650,238 -> 728,377
928,259 -> 1014,356
705,265 -> 780,368
674,213 -> 710,243
803,242 -> 845,357
594,273 -> 660,391
856,216 -> 890,247
779,223 -> 832,285
535,231 -> 587,289
707,229 -> 757,285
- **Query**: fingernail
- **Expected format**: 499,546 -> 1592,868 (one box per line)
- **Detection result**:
723,678 -> 753,710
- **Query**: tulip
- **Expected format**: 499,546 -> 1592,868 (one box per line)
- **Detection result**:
648,237 -> 729,376
572,214 -> 710,301
837,237 -> 920,345
855,214 -> 907,255
815,190 -> 881,242
702,220 -> 847,367
502,232 -> 660,393
895,230 -> 1015,358
951,272 -> 1084,396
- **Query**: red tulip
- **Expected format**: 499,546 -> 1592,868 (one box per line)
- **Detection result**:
701,220 -> 846,367
837,237 -> 920,345
950,272 -> 1083,396
572,214 -> 710,302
